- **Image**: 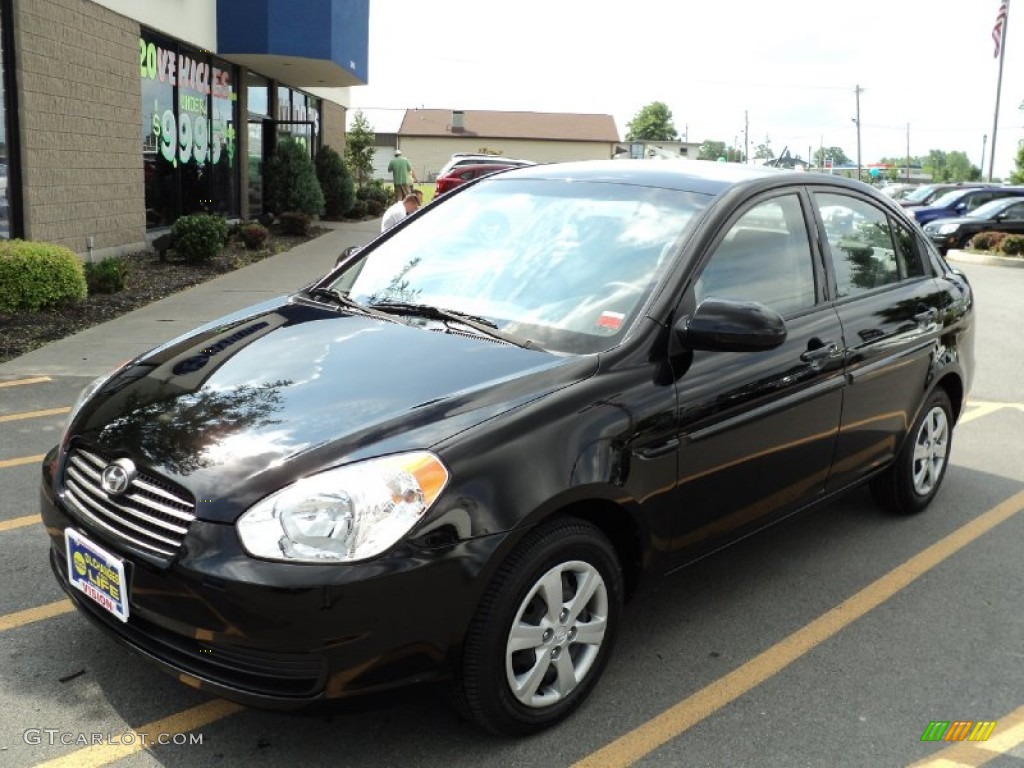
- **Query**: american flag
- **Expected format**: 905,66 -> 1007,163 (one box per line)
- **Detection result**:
993,0 -> 1009,58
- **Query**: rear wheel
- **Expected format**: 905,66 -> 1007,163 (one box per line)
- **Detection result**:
870,388 -> 953,515
453,517 -> 623,735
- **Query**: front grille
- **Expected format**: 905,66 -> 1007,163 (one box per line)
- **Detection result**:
62,447 -> 196,563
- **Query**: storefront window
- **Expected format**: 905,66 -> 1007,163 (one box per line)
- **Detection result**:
140,30 -> 239,229
247,74 -> 269,217
0,4 -> 9,239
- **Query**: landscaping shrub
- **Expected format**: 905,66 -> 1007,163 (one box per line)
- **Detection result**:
171,214 -> 229,262
356,180 -> 390,207
84,257 -> 127,294
264,138 -> 325,217
347,199 -> 368,219
998,233 -> 1024,256
0,239 -> 87,313
240,223 -> 269,250
278,211 -> 312,236
315,145 -> 356,219
969,231 -> 1007,251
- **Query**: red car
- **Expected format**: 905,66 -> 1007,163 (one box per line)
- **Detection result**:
434,163 -> 518,195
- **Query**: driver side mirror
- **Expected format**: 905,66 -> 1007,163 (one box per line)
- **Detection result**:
675,297 -> 787,352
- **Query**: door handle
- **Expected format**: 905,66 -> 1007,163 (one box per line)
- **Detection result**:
800,339 -> 838,363
637,438 -> 680,459
914,307 -> 939,325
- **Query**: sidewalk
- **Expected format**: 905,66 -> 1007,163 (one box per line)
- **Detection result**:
0,218 -> 383,378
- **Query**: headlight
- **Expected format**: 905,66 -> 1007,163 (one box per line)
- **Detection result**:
237,452 -> 450,563
934,223 -> 961,235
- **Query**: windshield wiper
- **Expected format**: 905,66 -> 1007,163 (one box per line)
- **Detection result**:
369,300 -> 538,350
304,287 -> 401,322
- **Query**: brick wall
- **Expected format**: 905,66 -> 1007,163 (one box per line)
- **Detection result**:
14,0 -> 145,257
320,99 -> 346,156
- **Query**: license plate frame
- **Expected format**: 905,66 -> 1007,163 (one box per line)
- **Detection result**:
65,529 -> 129,623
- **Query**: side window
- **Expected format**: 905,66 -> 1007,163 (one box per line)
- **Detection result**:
815,192 -> 900,298
1004,202 -> 1024,220
695,193 -> 816,316
891,218 -> 925,279
966,192 -> 993,211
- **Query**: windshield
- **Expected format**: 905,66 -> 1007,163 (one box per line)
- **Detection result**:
967,197 -> 1017,218
902,185 -> 937,204
928,189 -> 972,208
329,178 -> 709,354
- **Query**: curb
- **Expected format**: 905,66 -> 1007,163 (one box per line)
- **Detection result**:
945,250 -> 1024,268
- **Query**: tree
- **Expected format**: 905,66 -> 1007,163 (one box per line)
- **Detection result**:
754,143 -> 775,161
698,140 -> 727,161
920,149 -> 980,182
345,110 -> 376,187
813,146 -> 851,167
1010,142 -> 1024,184
264,138 -> 325,217
315,145 -> 355,219
626,101 -> 678,142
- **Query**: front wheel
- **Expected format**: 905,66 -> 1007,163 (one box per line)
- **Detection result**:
870,388 -> 954,515
453,517 -> 623,736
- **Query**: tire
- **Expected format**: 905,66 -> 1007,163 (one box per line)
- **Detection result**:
870,388 -> 953,515
453,517 -> 623,736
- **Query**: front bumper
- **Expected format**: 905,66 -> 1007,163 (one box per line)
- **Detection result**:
41,452 -> 506,708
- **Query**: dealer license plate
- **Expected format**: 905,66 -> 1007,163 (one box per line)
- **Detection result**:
65,529 -> 129,622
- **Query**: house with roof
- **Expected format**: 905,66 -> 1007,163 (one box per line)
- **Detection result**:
384,109 -> 621,181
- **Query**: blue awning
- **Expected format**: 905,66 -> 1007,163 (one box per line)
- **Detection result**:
217,0 -> 368,88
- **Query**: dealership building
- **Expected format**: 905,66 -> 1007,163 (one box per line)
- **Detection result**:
0,0 -> 368,258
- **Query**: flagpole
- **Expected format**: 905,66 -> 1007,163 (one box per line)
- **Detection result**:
989,0 -> 1010,181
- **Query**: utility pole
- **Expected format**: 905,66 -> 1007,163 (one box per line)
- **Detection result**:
905,123 -> 911,181
744,110 -> 749,164
854,85 -> 863,181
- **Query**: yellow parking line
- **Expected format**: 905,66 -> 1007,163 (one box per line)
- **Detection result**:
0,514 -> 38,532
0,376 -> 51,388
0,454 -> 46,469
32,699 -> 246,768
908,703 -> 1024,767
958,403 -> 1005,426
0,406 -> 70,423
0,600 -> 74,632
573,489 -> 1024,768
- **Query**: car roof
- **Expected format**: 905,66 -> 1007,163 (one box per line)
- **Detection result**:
444,163 -> 520,174
490,159 -> 869,196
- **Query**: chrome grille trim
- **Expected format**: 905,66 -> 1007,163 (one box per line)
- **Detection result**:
62,446 -> 196,562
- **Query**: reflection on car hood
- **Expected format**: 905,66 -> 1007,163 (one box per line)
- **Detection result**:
70,298 -> 592,520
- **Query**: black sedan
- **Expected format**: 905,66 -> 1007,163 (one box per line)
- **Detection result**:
922,195 -> 1024,253
41,161 -> 975,736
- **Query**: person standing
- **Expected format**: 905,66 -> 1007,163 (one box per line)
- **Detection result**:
388,150 -> 416,200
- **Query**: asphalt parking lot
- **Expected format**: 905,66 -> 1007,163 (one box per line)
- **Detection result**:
0,261 -> 1021,768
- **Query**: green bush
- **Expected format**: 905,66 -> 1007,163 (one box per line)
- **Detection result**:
278,211 -> 312,236
171,214 -> 228,262
84,257 -> 127,294
347,199 -> 368,219
240,223 -> 269,249
356,180 -> 390,207
0,240 -> 87,313
264,138 -> 325,217
315,145 -> 356,219
969,231 -> 1008,251
998,234 -> 1024,256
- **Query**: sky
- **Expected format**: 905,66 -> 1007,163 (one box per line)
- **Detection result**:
349,0 -> 1024,178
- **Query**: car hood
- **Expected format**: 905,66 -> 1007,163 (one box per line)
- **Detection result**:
924,216 -> 973,229
70,298 -> 594,521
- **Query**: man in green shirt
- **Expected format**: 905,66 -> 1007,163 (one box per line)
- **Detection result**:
387,150 -> 416,199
